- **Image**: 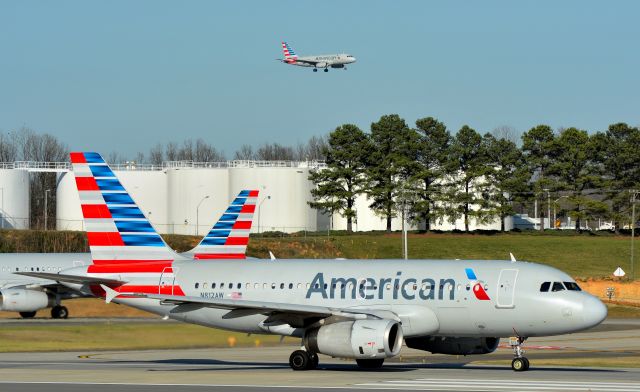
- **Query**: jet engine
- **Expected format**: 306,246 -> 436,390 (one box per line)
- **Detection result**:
405,336 -> 500,355
330,64 -> 345,69
0,288 -> 53,312
304,319 -> 403,359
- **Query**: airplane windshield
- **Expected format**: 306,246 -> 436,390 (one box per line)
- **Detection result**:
551,282 -> 565,292
564,282 -> 582,291
540,282 -> 551,292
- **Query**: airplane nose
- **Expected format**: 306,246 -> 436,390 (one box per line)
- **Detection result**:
350,57 -> 356,63
582,295 -> 607,328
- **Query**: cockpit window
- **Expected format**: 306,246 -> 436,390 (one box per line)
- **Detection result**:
564,282 -> 582,291
551,282 -> 565,292
540,282 -> 551,292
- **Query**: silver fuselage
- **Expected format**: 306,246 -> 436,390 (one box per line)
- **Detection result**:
63,258 -> 606,338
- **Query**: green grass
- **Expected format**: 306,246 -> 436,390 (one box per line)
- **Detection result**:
249,233 -> 635,279
0,322 -> 296,352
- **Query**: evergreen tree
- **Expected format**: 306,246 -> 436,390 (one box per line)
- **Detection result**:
367,114 -> 417,232
411,117 -> 451,231
548,128 -> 607,231
485,134 -> 530,231
521,125 -> 556,230
593,123 -> 640,232
308,124 -> 370,232
444,125 -> 490,232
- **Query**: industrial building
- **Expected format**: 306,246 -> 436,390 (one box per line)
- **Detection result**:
0,160 -> 509,234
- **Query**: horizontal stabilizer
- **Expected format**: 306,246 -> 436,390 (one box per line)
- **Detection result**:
15,271 -> 126,286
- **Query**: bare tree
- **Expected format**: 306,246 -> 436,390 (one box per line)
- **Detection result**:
234,144 -> 255,160
149,143 -> 164,165
492,126 -> 519,145
165,142 -> 178,161
0,131 -> 17,162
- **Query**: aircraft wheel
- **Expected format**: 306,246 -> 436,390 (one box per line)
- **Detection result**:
308,353 -> 319,370
51,305 -> 69,319
289,350 -> 311,371
323,68 -> 329,72
19,311 -> 36,319
511,357 -> 528,372
356,358 -> 384,369
313,69 -> 318,72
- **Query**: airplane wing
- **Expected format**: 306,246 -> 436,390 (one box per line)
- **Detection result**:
292,59 -> 319,65
104,287 -> 400,327
15,272 -> 127,286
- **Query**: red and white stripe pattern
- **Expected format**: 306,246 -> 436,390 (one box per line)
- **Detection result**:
191,190 -> 258,259
281,41 -> 297,64
70,152 -> 184,296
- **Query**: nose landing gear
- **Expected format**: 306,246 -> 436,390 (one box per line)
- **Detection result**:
509,336 -> 530,371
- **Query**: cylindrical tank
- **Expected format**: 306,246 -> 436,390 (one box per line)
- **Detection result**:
229,166 -> 316,233
166,168 -> 229,236
331,193 -> 414,232
0,169 -> 30,229
56,171 -> 83,231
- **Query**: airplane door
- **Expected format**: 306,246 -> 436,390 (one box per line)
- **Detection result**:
496,269 -> 518,309
159,267 -> 175,295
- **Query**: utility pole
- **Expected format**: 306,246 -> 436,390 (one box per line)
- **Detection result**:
44,189 -> 50,230
631,190 -> 639,281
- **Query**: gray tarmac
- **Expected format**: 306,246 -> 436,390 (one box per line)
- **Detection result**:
0,319 -> 639,392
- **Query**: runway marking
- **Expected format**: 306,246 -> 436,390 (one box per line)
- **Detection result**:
357,378 -> 640,391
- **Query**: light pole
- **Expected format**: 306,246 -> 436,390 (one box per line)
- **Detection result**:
544,189 -> 550,230
44,189 -> 51,231
631,190 -> 639,281
553,196 -> 569,229
0,187 -> 3,229
195,195 -> 210,235
257,195 -> 271,234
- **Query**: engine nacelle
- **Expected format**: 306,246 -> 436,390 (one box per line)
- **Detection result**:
304,319 -> 403,359
330,64 -> 345,69
405,336 -> 500,355
0,288 -> 53,312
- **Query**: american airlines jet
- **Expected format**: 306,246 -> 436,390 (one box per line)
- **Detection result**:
0,187 -> 258,319
278,41 -> 356,72
22,152 -> 607,372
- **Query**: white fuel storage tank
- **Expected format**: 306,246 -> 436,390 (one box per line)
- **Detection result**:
0,168 -> 30,229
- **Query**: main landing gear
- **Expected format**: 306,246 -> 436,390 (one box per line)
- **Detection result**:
509,336 -> 530,371
51,305 -> 69,319
289,349 -> 319,371
312,68 -> 330,73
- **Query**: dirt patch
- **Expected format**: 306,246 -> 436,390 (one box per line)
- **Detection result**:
578,279 -> 640,307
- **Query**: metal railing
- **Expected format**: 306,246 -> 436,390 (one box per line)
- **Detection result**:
0,160 -> 327,172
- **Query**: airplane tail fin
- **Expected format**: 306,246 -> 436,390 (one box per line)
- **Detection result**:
189,190 -> 258,259
281,41 -> 298,63
70,152 -> 177,264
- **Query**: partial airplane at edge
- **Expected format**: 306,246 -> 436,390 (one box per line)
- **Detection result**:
0,178 -> 259,319
22,152 -> 607,372
278,41 -> 356,72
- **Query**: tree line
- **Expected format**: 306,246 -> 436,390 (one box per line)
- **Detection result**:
308,115 -> 640,233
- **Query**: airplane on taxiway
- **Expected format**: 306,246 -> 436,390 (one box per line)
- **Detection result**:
21,152 -> 607,372
278,41 -> 356,72
0,182 -> 259,319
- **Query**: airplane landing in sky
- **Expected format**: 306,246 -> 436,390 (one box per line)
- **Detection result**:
278,41 -> 356,72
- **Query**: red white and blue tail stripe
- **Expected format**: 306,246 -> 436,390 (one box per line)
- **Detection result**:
190,190 -> 258,259
281,41 -> 297,63
70,152 -> 178,264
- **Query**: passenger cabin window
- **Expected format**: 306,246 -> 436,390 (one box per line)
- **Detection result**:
564,282 -> 582,291
540,282 -> 551,292
211,283 -> 216,289
551,282 -> 565,292
195,283 -> 200,289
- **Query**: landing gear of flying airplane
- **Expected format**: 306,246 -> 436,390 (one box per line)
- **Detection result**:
509,336 -> 530,371
51,305 -> 69,319
313,68 -> 318,72
19,311 -> 36,318
289,350 -> 319,371
323,68 -> 328,72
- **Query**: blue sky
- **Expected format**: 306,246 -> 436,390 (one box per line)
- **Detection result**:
1,1 -> 638,158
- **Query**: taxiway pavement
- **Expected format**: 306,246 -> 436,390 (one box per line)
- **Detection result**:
0,319 -> 639,391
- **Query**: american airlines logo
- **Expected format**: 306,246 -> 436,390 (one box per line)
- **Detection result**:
305,272 -> 457,301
